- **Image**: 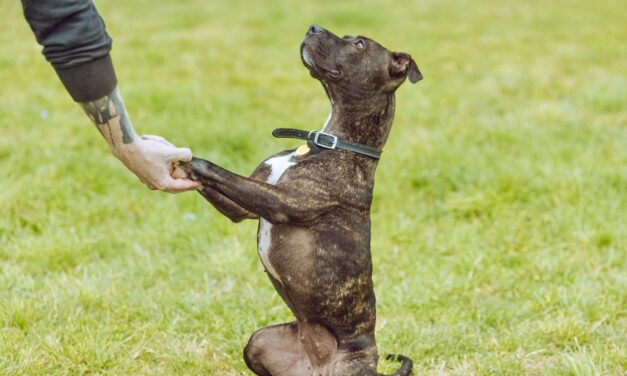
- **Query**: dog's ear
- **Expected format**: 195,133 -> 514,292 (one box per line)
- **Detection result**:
390,52 -> 423,84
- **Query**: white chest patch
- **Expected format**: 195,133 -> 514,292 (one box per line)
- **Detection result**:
266,153 -> 297,185
258,152 -> 297,283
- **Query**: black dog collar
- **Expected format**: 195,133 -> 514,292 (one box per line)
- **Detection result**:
272,128 -> 382,159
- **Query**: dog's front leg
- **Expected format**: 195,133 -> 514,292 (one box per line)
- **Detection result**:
182,157 -> 337,223
197,186 -> 258,223
175,159 -> 258,222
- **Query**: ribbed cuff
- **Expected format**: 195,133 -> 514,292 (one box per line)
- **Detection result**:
54,54 -> 118,102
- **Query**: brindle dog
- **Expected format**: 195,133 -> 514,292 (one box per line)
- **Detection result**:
180,24 -> 422,375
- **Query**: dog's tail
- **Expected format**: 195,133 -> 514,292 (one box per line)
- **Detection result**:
380,353 -> 413,376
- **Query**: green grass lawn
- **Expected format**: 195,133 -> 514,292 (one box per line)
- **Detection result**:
1,0 -> 625,374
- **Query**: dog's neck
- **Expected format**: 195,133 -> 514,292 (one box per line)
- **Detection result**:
322,91 -> 396,151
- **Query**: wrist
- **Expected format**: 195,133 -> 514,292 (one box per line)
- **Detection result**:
110,141 -> 137,161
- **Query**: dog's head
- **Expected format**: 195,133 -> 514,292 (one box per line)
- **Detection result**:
300,24 -> 422,101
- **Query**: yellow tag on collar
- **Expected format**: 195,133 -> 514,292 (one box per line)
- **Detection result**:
295,144 -> 310,156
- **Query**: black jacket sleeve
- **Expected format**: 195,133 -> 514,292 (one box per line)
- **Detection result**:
22,0 -> 117,102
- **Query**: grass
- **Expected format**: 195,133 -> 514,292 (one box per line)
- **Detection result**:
0,0 -> 625,374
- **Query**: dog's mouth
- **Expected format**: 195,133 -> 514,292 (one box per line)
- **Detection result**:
300,40 -> 341,80
300,42 -> 315,68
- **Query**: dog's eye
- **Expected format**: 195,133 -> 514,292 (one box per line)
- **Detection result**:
354,39 -> 365,49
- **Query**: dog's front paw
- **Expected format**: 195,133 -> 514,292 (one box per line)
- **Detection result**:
176,157 -> 212,182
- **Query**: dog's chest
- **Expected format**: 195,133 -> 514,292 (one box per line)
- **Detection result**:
258,152 -> 297,282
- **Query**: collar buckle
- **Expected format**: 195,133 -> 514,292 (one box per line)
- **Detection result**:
309,131 -> 338,149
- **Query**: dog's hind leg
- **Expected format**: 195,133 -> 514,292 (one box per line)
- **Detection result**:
244,322 -> 313,376
329,345 -> 380,376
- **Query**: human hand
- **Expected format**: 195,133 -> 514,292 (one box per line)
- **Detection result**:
111,134 -> 200,193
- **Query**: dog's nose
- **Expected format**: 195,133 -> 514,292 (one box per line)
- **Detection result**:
308,24 -> 324,35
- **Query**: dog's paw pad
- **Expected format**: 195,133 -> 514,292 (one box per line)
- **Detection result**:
171,165 -> 189,179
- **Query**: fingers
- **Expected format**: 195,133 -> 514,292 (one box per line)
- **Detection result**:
141,176 -> 200,193
139,134 -> 193,162
164,146 -> 193,163
141,134 -> 174,147
119,134 -> 200,193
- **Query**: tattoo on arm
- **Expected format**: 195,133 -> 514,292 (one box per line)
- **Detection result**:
79,88 -> 136,147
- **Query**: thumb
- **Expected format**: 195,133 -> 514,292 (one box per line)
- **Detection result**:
161,176 -> 201,193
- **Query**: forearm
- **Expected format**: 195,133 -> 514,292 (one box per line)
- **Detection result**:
23,1 -> 138,161
79,87 -> 137,151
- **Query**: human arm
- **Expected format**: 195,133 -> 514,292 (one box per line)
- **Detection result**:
21,0 -> 199,192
